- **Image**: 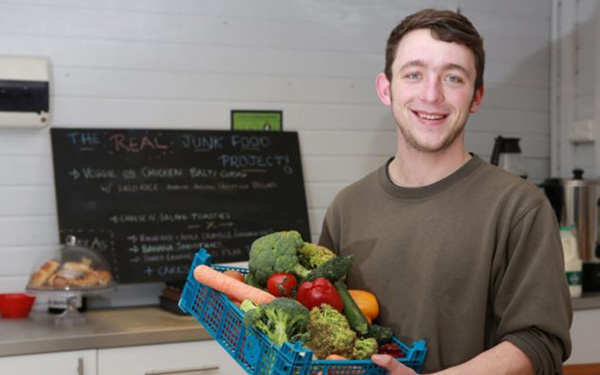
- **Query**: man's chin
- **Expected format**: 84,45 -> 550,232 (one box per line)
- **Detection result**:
407,138 -> 451,153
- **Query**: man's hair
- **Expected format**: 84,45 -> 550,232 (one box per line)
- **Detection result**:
384,8 -> 485,91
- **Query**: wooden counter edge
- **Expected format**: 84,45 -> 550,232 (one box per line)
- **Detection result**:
564,363 -> 600,375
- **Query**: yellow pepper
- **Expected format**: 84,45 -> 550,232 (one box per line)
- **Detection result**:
348,289 -> 379,324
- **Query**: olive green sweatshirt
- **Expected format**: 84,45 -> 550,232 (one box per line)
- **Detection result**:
319,155 -> 572,374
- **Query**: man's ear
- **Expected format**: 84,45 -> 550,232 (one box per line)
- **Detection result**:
470,86 -> 484,113
375,73 -> 392,106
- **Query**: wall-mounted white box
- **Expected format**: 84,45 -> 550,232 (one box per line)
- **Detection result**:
0,56 -> 50,128
569,120 -> 595,143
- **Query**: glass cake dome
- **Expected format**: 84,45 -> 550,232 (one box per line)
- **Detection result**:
27,235 -> 114,292
26,235 -> 115,326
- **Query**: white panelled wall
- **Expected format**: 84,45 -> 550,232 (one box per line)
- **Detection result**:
552,0 -> 599,178
0,0 -> 596,364
0,0 -> 552,289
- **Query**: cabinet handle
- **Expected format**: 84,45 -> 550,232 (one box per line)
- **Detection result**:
77,357 -> 84,375
145,365 -> 219,375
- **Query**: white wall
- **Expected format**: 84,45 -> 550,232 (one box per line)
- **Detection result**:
0,0 -> 553,290
1,0 -> 596,364
554,0 -> 599,177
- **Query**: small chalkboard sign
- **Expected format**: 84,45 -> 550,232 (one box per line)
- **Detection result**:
50,129 -> 311,284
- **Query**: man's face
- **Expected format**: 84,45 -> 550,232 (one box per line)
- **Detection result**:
376,29 -> 484,153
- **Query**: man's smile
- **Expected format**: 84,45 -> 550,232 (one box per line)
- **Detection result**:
412,110 -> 447,121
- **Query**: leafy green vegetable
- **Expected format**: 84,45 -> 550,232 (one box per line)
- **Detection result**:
242,297 -> 310,347
298,243 -> 336,269
305,256 -> 353,283
248,231 -> 310,286
304,304 -> 360,359
368,324 -> 394,345
352,337 -> 379,360
304,304 -> 379,359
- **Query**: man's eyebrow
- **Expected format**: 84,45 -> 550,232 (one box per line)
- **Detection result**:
444,63 -> 472,78
398,60 -> 472,78
399,60 -> 426,72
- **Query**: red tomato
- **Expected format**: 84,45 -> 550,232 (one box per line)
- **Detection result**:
266,273 -> 298,297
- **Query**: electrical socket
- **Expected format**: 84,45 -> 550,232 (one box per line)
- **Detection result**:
569,120 -> 595,143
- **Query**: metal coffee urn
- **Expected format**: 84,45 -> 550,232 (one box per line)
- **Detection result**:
540,169 -> 600,292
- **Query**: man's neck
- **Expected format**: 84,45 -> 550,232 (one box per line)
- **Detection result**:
388,148 -> 472,188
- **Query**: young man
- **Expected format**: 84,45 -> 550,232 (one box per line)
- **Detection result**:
318,9 -> 572,375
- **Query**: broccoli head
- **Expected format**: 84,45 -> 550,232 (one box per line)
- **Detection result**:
248,231 -> 310,285
298,242 -> 336,270
240,299 -> 259,313
304,304 -> 357,359
305,255 -> 353,283
351,337 -> 379,359
242,297 -> 310,347
367,323 -> 394,345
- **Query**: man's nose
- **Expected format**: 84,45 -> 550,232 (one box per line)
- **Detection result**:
419,78 -> 444,103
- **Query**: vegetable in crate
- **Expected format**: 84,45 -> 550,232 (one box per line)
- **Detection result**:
368,324 -> 394,345
348,289 -> 379,323
334,281 -> 369,336
297,242 -> 336,269
304,304 -> 378,360
248,231 -> 311,286
193,265 -> 275,305
240,297 -> 310,347
266,272 -> 297,297
377,343 -> 405,358
304,255 -> 354,282
352,337 -> 379,360
296,277 -> 344,312
222,269 -> 245,282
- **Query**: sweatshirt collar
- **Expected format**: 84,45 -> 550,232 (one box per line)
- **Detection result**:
379,153 -> 484,199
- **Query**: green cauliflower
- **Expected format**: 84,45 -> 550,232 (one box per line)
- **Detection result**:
241,297 -> 310,347
304,304 -> 378,360
248,231 -> 310,286
298,242 -> 336,270
304,304 -> 357,359
351,337 -> 379,360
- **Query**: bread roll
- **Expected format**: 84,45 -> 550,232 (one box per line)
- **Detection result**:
51,275 -> 70,289
29,259 -> 112,289
28,260 -> 60,287
95,270 -> 112,286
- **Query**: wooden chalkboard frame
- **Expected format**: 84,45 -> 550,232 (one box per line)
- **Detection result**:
50,128 -> 310,284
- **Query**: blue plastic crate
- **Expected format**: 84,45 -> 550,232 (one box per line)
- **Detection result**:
179,249 -> 428,375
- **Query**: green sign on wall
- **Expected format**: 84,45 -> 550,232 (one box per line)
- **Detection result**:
231,110 -> 283,131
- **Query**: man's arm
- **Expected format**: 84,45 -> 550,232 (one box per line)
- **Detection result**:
372,341 -> 534,375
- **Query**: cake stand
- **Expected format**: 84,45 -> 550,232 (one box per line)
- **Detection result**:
27,284 -> 116,326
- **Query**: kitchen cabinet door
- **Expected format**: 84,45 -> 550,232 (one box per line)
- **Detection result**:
97,341 -> 246,375
0,349 -> 96,375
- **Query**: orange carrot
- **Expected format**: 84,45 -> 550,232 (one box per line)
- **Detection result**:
194,265 -> 275,305
222,269 -> 245,282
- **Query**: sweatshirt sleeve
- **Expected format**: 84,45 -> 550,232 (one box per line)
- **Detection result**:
492,199 -> 572,375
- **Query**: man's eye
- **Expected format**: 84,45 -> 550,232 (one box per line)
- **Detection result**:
405,72 -> 421,80
445,75 -> 463,83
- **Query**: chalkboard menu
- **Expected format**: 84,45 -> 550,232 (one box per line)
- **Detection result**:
51,129 -> 311,284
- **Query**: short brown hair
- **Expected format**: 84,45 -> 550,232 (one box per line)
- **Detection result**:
384,9 -> 485,91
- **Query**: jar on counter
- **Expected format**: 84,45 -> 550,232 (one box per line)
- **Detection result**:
560,225 -> 582,298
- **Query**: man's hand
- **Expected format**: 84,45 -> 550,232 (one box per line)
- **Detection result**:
371,354 -> 418,375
